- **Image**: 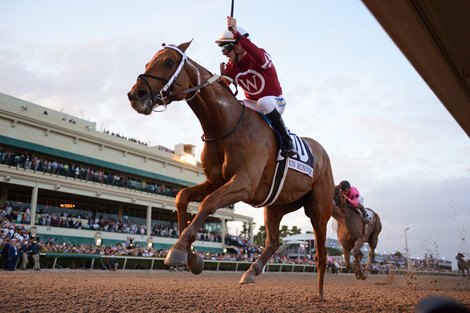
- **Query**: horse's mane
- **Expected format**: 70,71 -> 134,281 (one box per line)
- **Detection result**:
332,187 -> 346,221
185,56 -> 237,99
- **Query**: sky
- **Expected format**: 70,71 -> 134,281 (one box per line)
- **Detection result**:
1,0 -> 469,266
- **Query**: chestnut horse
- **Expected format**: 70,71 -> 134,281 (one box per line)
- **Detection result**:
332,186 -> 382,279
128,41 -> 334,298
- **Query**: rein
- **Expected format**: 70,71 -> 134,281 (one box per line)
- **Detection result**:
201,102 -> 246,142
136,44 -> 244,142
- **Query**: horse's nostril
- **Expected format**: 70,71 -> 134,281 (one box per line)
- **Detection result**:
127,92 -> 135,101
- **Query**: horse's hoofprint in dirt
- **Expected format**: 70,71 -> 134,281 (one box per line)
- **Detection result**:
0,270 -> 468,313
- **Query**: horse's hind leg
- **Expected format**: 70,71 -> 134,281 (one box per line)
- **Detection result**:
366,231 -> 379,270
305,187 -> 333,299
240,205 -> 292,284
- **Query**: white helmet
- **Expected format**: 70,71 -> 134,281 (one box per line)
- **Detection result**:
215,27 -> 249,46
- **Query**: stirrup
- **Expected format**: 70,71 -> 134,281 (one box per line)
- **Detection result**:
282,139 -> 296,157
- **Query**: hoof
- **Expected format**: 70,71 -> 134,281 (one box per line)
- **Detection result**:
188,254 -> 204,275
164,248 -> 188,266
239,270 -> 256,284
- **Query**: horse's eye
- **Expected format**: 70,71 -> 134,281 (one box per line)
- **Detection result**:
165,59 -> 175,67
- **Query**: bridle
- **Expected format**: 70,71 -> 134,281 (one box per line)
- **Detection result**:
134,43 -> 244,142
135,44 -> 225,112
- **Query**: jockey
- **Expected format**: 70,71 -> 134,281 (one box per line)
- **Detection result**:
339,180 -> 368,222
215,16 -> 297,158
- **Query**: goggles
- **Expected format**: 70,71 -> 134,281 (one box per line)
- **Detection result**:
220,43 -> 236,55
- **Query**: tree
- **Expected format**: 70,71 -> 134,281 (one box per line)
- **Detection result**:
393,251 -> 403,258
279,225 -> 290,239
290,226 -> 302,235
253,225 -> 266,246
240,222 -> 251,240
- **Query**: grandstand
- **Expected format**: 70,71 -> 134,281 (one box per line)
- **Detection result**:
0,92 -> 253,252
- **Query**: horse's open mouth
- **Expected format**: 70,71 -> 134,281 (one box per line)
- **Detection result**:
130,98 -> 153,115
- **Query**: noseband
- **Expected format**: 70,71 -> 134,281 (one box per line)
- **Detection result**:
135,44 -> 200,111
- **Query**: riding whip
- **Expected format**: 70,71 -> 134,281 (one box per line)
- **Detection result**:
228,0 -> 235,31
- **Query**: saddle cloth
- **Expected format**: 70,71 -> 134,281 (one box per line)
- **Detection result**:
364,208 -> 376,223
254,131 -> 315,207
354,207 -> 375,224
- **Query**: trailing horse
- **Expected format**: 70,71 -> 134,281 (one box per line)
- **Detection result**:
456,252 -> 470,277
332,186 -> 382,280
128,41 -> 334,298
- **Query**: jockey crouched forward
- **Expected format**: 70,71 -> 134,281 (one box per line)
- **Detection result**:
215,16 -> 297,158
339,180 -> 369,223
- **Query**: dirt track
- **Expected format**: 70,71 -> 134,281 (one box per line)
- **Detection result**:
0,270 -> 468,313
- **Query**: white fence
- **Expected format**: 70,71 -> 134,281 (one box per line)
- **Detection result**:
40,253 -> 461,277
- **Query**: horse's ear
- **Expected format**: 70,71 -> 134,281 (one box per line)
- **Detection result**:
178,39 -> 193,53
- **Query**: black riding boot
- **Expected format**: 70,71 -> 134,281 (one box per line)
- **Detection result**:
358,204 -> 368,223
266,109 -> 296,157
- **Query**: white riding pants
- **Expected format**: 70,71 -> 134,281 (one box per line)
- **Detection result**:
241,95 -> 286,115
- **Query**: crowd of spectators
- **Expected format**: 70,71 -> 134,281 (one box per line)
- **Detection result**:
102,129 -> 149,146
0,214 -> 248,270
2,203 -> 222,243
0,210 -> 459,273
0,146 -> 180,197
0,201 -> 260,266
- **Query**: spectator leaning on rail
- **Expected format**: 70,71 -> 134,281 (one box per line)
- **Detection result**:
339,180 -> 368,223
215,16 -> 297,158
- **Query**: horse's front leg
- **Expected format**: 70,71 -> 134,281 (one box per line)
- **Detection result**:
168,177 -> 252,274
352,240 -> 364,279
343,249 -> 351,270
164,181 -> 218,272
